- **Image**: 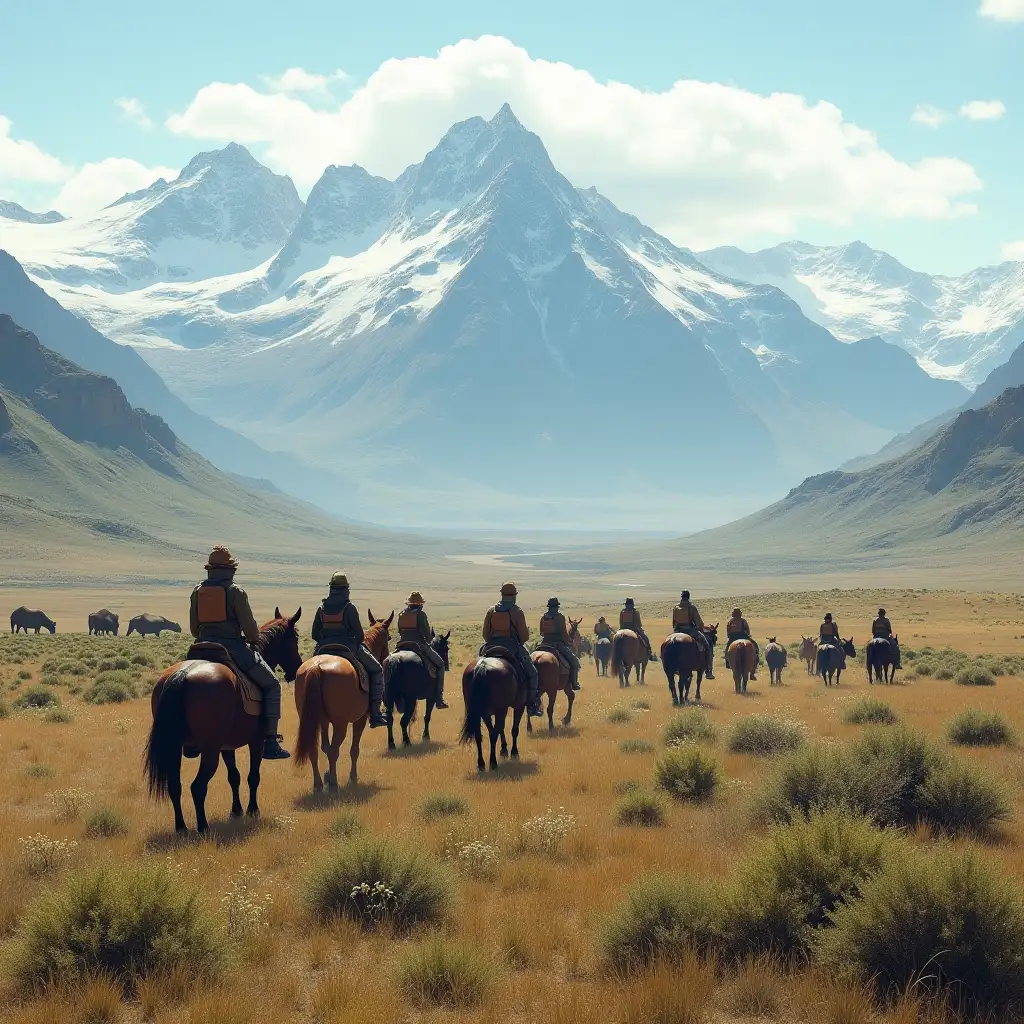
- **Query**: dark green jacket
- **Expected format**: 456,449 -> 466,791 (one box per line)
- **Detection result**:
312,589 -> 365,647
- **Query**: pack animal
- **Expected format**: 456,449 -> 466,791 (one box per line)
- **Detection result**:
765,638 -> 788,686
384,630 -> 451,749
88,609 -> 119,636
10,607 -> 56,634
128,614 -> 181,637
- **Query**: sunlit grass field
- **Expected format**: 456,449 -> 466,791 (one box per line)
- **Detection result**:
1,588 -> 1023,1023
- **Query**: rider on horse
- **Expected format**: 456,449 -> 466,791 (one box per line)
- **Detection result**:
311,572 -> 386,728
819,613 -> 846,667
620,599 -> 657,662
672,591 -> 713,677
398,591 -> 449,708
481,582 -> 543,718
189,546 -> 290,760
872,607 -> 901,668
725,607 -> 759,680
540,597 -> 582,692
594,616 -> 615,641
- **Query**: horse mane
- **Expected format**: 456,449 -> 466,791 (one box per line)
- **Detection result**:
255,618 -> 292,655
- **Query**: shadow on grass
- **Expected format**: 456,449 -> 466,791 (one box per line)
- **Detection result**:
465,759 -> 539,782
293,780 -> 383,810
145,814 -> 263,851
381,739 -> 447,759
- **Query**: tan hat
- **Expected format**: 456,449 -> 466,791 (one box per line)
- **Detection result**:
205,545 -> 238,570
500,582 -> 518,597
408,591 -> 425,605
732,607 -> 742,617
330,572 -> 350,588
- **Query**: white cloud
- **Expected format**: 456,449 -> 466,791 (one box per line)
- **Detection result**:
261,67 -> 349,97
1003,240 -> 1024,261
0,115 -> 70,184
979,0 -> 1024,20
167,37 -> 981,247
911,104 -> 948,127
116,97 -> 154,130
959,99 -> 1007,120
54,158 -> 176,217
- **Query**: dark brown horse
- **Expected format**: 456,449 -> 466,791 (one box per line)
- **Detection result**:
765,638 -> 788,686
866,636 -> 900,685
661,633 -> 706,705
294,612 -> 392,791
818,637 -> 856,686
594,636 -> 612,676
530,645 -> 575,732
384,630 -> 450,749
460,656 -> 527,771
145,608 -> 302,833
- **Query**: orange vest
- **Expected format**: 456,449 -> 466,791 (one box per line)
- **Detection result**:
322,609 -> 346,627
398,610 -> 419,632
489,610 -> 513,638
196,583 -> 229,624
621,608 -> 637,627
541,614 -> 560,638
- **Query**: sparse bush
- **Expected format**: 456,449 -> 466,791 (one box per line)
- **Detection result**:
222,866 -> 272,940
851,727 -> 944,828
302,836 -> 454,931
614,779 -> 643,796
131,654 -> 153,667
662,711 -> 717,747
915,660 -> 936,677
85,806 -> 130,839
620,956 -> 716,1024
15,685 -> 60,709
615,790 -> 667,827
935,666 -> 955,680
517,807 -> 576,856
608,706 -> 633,724
454,839 -> 499,880
44,706 -> 74,724
17,669 -> 33,680
397,935 -> 495,1008
728,715 -> 805,756
86,672 -> 137,704
19,834 -> 77,876
654,748 -> 719,803
843,697 -> 898,726
420,793 -> 469,823
620,738 -> 654,754
0,696 -> 10,718
327,811 -> 363,840
24,763 -> 54,779
956,666 -> 995,687
52,787 -> 91,822
916,759 -> 1010,838
7,863 -> 224,992
632,698 -> 651,710
948,708 -> 1014,747
817,849 -> 1024,1015
724,958 -> 783,1019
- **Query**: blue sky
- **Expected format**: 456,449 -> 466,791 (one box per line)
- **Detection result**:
1,0 -> 1022,273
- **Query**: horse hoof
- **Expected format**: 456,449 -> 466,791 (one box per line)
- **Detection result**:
230,808 -> 244,817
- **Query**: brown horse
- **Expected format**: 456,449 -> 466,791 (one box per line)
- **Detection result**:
800,636 -> 817,674
293,612 -> 393,792
144,608 -> 303,834
660,633 -> 706,705
568,617 -> 583,658
530,647 -> 575,732
729,638 -> 756,695
611,629 -> 645,687
594,636 -> 612,676
460,656 -> 527,771
765,638 -> 788,686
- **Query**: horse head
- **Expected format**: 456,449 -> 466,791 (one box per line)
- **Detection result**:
432,629 -> 452,670
767,636 -> 777,645
365,610 -> 394,662
704,623 -> 719,644
843,637 -> 856,658
568,617 -> 582,636
263,607 -> 303,682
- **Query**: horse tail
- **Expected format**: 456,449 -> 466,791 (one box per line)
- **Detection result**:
611,635 -> 627,675
460,662 -> 490,745
661,640 -> 676,683
145,667 -> 189,798
294,662 -> 325,767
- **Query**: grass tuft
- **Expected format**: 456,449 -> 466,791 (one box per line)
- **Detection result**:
620,738 -> 654,754
397,935 -> 495,1008
419,793 -> 469,823
85,806 -> 131,839
955,666 -> 995,687
727,715 -> 805,756
615,789 -> 667,827
662,710 -> 717,747
947,708 -> 1014,747
654,747 -> 720,803
842,697 -> 898,726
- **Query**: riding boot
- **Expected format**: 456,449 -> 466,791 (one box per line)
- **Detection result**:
570,665 -> 581,692
261,719 -> 290,760
434,668 -> 449,709
706,647 -> 715,678
527,676 -> 543,718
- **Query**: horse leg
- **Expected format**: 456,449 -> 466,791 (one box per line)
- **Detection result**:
349,718 -> 366,786
488,716 -> 500,771
401,702 -> 414,746
475,724 -> 486,772
422,699 -> 433,742
498,710 -> 509,758
563,688 -> 574,728
320,722 -> 331,757
246,742 -> 262,817
548,690 -> 556,732
386,696 -> 396,751
695,671 -> 703,703
167,748 -> 187,833
327,723 -> 346,791
190,751 -> 220,834
222,751 -> 243,817
510,707 -> 523,760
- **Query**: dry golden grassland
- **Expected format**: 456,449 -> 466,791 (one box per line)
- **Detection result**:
1,588 -> 1023,1023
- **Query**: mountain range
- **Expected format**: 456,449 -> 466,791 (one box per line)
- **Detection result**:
0,107 -> 983,529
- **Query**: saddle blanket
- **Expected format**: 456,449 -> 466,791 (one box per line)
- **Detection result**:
183,644 -> 262,716
314,645 -> 370,692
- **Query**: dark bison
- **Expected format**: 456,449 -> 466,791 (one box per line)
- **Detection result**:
88,609 -> 120,636
10,607 -> 56,634
127,613 -> 181,637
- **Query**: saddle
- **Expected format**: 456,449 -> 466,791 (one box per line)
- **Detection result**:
395,640 -> 438,679
480,645 -> 529,694
185,642 -> 262,716
314,644 -> 370,692
535,642 -> 571,674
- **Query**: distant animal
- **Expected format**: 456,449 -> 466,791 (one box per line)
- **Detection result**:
660,632 -> 706,705
294,611 -> 392,791
568,617 -> 584,658
765,638 -> 788,686
88,609 -> 119,636
579,636 -> 593,659
530,643 -> 576,733
818,637 -> 856,686
594,637 -> 612,676
383,629 -> 450,749
128,613 -> 181,637
866,635 -> 900,685
144,608 -> 302,833
10,607 -> 56,634
704,623 -> 719,677
729,638 -> 756,695
800,636 -> 817,674
460,655 -> 527,772
611,629 -> 646,687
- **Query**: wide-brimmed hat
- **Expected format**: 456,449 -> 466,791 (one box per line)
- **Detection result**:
408,592 -> 425,605
500,582 -> 518,597
825,613 -> 833,620
330,572 -> 350,588
624,598 -> 635,607
598,615 -> 606,621
732,607 -> 742,616
205,545 -> 238,570
547,597 -> 560,607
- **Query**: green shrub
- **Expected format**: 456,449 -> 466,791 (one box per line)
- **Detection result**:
85,672 -> 137,704
130,654 -> 153,667
420,793 -> 469,823
915,759 -> 1010,838
851,727 -> 944,828
0,696 -> 9,719
654,748 -> 719,803
397,935 -> 495,1008
84,806 -> 130,839
620,738 -> 655,754
15,685 -> 60,709
842,698 -> 898,726
7,863 -> 223,992
17,669 -> 33,680
302,836 -> 454,931
816,849 -> 1024,1015
915,660 -> 936,677
948,708 -> 1014,747
956,666 -> 995,687
608,706 -> 633,724
934,666 -> 954,680
43,706 -> 74,724
327,811 -> 363,840
727,715 -> 805,756
615,790 -> 667,827
662,711 -> 717,746
24,763 -> 54,779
